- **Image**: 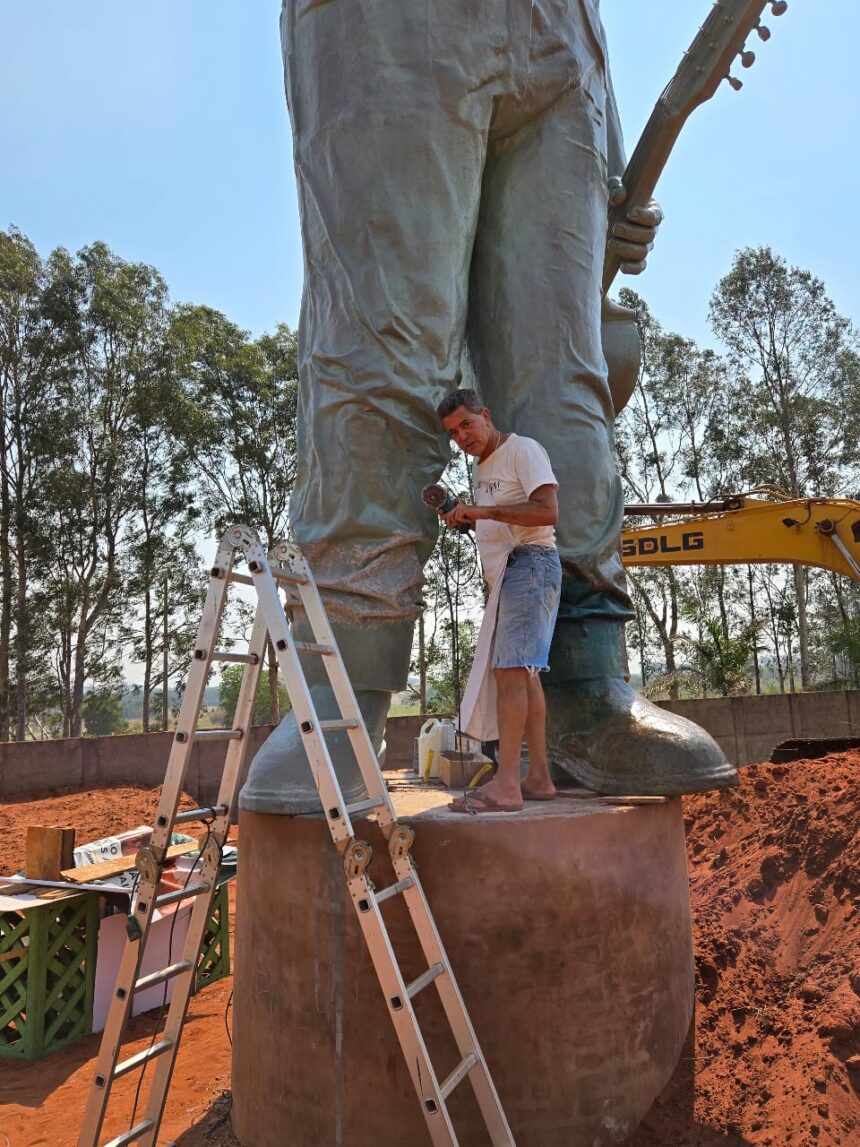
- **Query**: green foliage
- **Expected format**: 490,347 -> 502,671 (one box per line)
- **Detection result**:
825,618 -> 860,687
218,665 -> 291,727
678,616 -> 763,697
82,690 -> 126,736
0,227 -> 300,741
167,306 -> 298,543
423,619 -> 478,715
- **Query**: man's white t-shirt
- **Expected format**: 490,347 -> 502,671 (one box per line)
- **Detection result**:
473,434 -> 558,590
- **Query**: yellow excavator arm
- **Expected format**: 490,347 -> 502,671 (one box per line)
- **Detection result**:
621,496 -> 860,583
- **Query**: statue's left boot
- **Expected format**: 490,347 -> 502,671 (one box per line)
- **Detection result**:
239,616 -> 410,815
544,616 -> 739,796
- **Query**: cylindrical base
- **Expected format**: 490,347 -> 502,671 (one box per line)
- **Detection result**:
232,791 -> 694,1146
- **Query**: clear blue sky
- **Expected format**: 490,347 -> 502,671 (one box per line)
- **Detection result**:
2,1 -> 858,348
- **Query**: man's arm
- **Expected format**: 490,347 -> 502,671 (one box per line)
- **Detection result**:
440,485 -> 558,529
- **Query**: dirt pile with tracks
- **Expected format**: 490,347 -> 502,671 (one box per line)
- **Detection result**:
630,751 -> 860,1147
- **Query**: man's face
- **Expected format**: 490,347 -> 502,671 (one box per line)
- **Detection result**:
441,405 -> 493,457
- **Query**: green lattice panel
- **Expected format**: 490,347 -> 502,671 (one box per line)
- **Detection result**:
0,893 -> 98,1060
195,881 -> 231,991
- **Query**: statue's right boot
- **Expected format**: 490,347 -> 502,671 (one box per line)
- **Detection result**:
544,616 -> 739,796
239,618 -> 410,816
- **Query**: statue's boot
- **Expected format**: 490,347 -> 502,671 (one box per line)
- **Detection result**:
544,617 -> 739,796
239,618 -> 407,816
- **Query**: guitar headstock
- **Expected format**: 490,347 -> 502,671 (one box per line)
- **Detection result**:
664,0 -> 787,113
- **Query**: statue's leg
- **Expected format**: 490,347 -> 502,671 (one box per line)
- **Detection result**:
468,69 -> 737,795
241,1 -> 493,813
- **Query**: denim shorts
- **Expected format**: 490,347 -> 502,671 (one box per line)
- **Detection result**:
493,545 -> 562,672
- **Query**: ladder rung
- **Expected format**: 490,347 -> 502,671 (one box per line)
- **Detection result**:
406,962 -> 446,1000
345,796 -> 387,815
229,572 -> 254,586
440,1052 -> 479,1100
318,719 -> 359,731
174,804 -> 228,825
103,1120 -> 156,1147
212,650 -> 260,664
114,1039 -> 174,1079
374,876 -> 415,905
273,570 -> 308,585
154,882 -> 210,909
293,641 -> 334,655
193,728 -> 244,741
134,960 -> 194,993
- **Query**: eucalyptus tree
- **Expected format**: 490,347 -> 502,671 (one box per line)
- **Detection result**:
710,247 -> 860,688
169,307 -> 299,722
0,228 -> 70,739
410,446 -> 485,714
614,290 -> 750,694
124,367 -> 205,731
37,242 -> 170,736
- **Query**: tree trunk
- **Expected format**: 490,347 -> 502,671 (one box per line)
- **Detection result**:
268,639 -> 279,726
793,564 -> 811,688
14,543 -> 27,741
142,585 -> 152,732
715,567 -> 730,641
747,567 -> 761,696
418,610 -> 427,712
162,577 -> 169,731
70,607 -> 88,738
0,449 -> 11,742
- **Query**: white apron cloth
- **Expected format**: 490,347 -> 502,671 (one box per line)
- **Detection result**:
458,522 -> 515,742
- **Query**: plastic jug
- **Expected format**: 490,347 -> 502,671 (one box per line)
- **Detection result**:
417,718 -> 456,781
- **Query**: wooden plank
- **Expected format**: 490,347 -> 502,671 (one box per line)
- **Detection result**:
60,841 -> 198,884
0,946 -> 28,962
25,825 -> 76,880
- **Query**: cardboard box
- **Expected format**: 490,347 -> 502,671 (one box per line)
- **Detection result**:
438,751 -> 494,789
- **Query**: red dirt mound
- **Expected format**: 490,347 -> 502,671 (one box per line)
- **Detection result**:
629,751 -> 860,1147
0,783 -> 203,877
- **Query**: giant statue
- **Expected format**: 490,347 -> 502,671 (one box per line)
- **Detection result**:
240,0 -> 738,815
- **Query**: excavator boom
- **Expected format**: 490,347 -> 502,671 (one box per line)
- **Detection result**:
621,496 -> 860,583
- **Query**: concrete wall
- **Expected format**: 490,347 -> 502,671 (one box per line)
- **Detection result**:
2,695 -> 858,800
0,716 -> 424,802
657,689 -> 860,767
0,726 -> 272,804
383,713 -> 427,770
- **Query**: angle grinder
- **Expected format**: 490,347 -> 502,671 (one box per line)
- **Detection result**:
421,484 -> 474,534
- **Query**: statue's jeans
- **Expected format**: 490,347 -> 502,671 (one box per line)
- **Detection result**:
281,0 -> 632,676
242,1 -> 727,812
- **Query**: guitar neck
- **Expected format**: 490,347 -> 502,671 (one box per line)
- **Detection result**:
602,98 -> 685,295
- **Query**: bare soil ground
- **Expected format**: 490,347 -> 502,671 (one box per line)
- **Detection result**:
1,755 -> 859,1146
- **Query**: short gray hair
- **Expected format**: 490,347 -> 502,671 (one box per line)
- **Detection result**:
436,388 -> 484,420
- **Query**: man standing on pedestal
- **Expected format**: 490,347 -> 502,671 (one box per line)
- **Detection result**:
241,0 -> 737,816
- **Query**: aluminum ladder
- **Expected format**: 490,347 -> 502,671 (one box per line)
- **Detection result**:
78,524 -> 514,1147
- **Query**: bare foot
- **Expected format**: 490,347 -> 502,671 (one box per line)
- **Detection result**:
521,773 -> 558,800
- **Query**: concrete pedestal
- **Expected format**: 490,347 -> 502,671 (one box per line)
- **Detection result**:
231,787 -> 694,1147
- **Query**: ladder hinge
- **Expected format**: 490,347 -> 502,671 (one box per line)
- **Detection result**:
135,846 -> 161,885
343,840 -> 373,880
388,825 -> 414,861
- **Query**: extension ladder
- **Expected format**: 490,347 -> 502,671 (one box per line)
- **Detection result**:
79,525 -> 514,1147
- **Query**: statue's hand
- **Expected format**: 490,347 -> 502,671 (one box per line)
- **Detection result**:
607,177 -> 664,276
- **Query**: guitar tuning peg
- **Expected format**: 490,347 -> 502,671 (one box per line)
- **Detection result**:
726,74 -> 743,91
740,49 -> 756,68
756,21 -> 771,41
770,1 -> 788,15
